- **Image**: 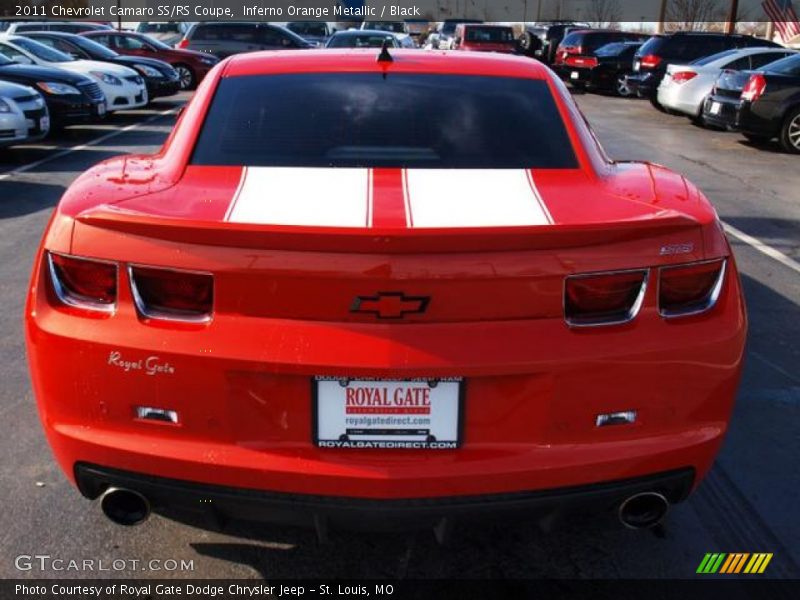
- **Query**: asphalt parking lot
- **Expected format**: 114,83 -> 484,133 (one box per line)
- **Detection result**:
0,91 -> 798,580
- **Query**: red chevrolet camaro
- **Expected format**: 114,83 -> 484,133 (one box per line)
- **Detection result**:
25,48 -> 746,537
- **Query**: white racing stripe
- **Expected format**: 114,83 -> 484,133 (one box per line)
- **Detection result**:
226,167 -> 370,227
404,169 -> 552,228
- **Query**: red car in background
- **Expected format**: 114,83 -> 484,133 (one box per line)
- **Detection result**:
26,49 -> 746,539
453,24 -> 519,53
80,30 -> 219,90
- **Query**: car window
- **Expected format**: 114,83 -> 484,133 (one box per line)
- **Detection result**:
13,24 -> 45,33
327,34 -> 397,48
287,22 -> 328,36
692,48 -> 739,66
749,51 -> 792,69
724,55 -> 752,71
10,37 -> 74,62
31,37 -> 86,58
88,34 -> 111,47
72,35 -> 119,59
464,27 -> 514,43
115,35 -> 149,50
192,24 -> 259,43
764,54 -> 800,75
191,73 -> 579,169
0,43 -> 29,63
260,26 -> 289,46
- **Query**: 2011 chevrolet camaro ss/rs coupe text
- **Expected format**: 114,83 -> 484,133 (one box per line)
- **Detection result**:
25,48 -> 746,537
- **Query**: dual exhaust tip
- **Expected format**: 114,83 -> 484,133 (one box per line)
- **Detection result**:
98,487 -> 669,530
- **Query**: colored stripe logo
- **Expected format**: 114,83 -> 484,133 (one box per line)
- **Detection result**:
697,553 -> 773,574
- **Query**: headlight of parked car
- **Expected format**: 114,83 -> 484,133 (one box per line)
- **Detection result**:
0,98 -> 12,113
36,82 -> 80,95
90,71 -> 123,86
134,64 -> 162,78
199,56 -> 218,65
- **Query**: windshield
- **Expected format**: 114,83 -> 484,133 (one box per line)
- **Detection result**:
12,37 -> 74,62
327,34 -> 396,48
366,22 -> 405,33
191,73 -> 578,169
595,42 -> 630,56
465,27 -> 514,43
0,54 -> 11,66
137,23 -> 180,34
138,34 -> 171,50
71,35 -> 119,59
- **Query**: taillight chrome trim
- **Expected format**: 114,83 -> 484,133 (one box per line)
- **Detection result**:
563,268 -> 649,328
47,251 -> 118,314
128,264 -> 214,324
657,258 -> 727,319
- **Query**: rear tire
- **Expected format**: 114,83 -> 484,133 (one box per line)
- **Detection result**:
615,74 -> 634,97
778,107 -> 800,154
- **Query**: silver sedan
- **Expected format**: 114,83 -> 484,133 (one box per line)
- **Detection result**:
0,80 -> 50,147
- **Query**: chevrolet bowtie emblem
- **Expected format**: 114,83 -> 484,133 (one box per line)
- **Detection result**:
350,292 -> 430,320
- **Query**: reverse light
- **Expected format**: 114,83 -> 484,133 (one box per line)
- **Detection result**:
658,259 -> 726,318
640,54 -> 662,69
741,74 -> 766,102
129,265 -> 213,322
671,71 -> 697,84
564,269 -> 648,327
48,252 -> 117,312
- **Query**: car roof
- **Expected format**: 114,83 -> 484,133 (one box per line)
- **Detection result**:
20,31 -> 79,39
222,49 -> 550,79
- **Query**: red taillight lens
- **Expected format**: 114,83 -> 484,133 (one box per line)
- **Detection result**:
741,74 -> 766,102
566,56 -> 598,67
671,71 -> 697,84
640,54 -> 661,69
658,259 -> 726,318
130,266 -> 213,321
176,39 -> 189,49
564,270 -> 647,326
48,252 -> 117,311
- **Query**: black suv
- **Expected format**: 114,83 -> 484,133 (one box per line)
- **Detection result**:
520,21 -> 590,63
627,32 -> 782,108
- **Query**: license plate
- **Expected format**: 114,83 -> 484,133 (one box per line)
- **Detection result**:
97,102 -> 106,116
709,101 -> 722,115
314,377 -> 463,450
40,116 -> 50,131
570,71 -> 580,80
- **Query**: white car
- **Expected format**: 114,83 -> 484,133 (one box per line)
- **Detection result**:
0,80 -> 50,146
0,35 -> 147,112
657,46 -> 797,119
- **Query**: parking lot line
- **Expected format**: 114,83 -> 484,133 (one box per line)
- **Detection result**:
723,222 -> 800,276
0,106 -> 180,183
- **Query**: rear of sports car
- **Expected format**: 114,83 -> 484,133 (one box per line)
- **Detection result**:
25,51 -> 746,537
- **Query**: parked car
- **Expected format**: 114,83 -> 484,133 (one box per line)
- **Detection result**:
81,30 -> 219,90
627,32 -> 782,109
736,53 -> 800,153
657,47 -> 796,120
426,19 -> 483,50
555,41 -> 643,96
26,48 -> 746,537
522,21 -> 590,64
0,80 -> 49,146
3,21 -> 111,35
452,24 -> 518,54
553,30 -> 649,78
284,22 -> 334,47
326,30 -> 411,49
702,69 -> 754,130
0,52 -> 105,127
135,22 -> 193,46
22,32 -> 181,101
176,22 -> 313,59
0,35 -> 146,112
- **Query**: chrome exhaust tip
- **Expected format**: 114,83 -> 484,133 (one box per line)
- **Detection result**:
618,492 -> 669,529
99,487 -> 151,526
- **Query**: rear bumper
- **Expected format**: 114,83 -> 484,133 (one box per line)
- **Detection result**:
627,72 -> 660,98
735,102 -> 780,139
75,463 -> 695,532
702,96 -> 739,129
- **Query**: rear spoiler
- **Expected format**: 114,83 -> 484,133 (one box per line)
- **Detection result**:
76,205 -> 701,254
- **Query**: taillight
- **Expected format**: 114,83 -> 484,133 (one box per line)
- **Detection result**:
640,54 -> 661,69
671,71 -> 697,84
741,74 -> 766,102
129,266 -> 213,322
176,39 -> 189,49
566,56 -> 598,67
658,259 -> 726,318
48,252 -> 117,312
564,269 -> 648,327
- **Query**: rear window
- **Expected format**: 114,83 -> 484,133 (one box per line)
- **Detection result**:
764,54 -> 800,76
191,73 -> 578,169
691,48 -> 739,66
465,26 -> 514,43
636,36 -> 665,56
191,24 -> 258,42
